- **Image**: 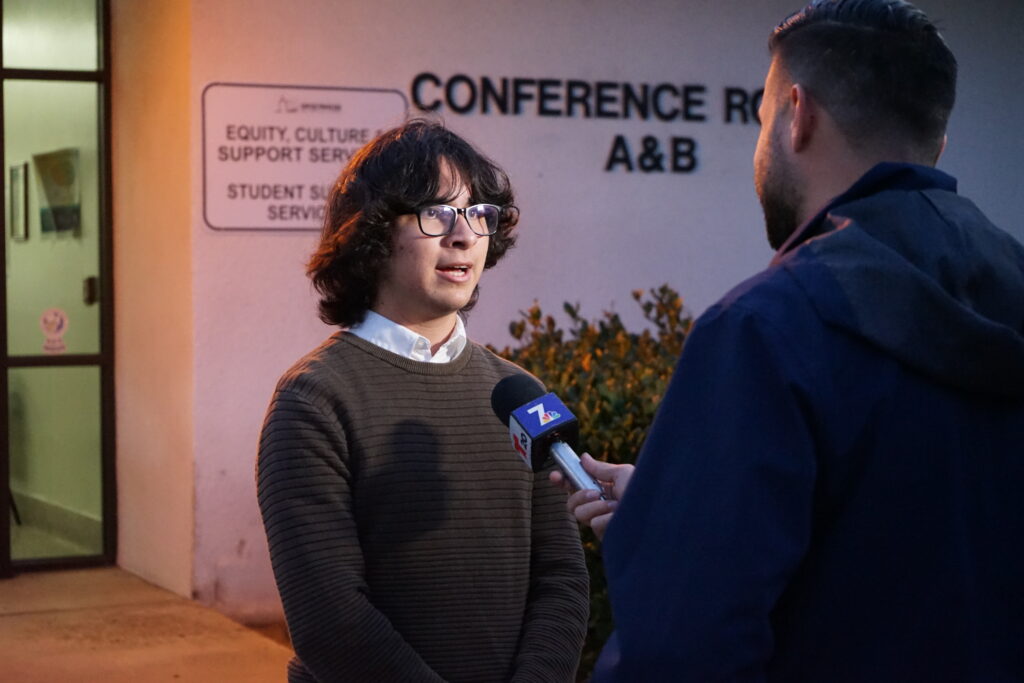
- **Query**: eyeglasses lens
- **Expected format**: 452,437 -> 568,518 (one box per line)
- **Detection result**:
419,205 -> 455,236
467,205 -> 499,235
418,204 -> 499,236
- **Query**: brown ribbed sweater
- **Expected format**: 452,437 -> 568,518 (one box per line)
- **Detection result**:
257,332 -> 589,683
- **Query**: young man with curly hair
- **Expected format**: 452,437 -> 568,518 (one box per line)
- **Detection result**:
258,120 -> 588,683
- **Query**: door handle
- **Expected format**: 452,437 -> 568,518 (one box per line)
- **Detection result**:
83,276 -> 99,305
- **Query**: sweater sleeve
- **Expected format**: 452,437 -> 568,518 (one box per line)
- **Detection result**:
257,385 -> 446,683
510,463 -> 590,682
592,303 -> 817,682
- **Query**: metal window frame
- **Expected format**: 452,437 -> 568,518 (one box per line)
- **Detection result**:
0,0 -> 115,577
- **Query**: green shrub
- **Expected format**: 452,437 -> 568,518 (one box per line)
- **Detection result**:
491,285 -> 692,680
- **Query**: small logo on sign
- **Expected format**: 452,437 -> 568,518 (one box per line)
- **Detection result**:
275,96 -> 341,114
276,97 -> 299,113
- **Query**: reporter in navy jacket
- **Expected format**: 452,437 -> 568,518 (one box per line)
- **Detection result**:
559,2 -> 1024,681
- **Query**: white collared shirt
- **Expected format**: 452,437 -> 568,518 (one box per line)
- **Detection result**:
349,310 -> 467,363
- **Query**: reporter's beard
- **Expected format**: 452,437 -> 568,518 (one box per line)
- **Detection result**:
754,123 -> 805,252
756,156 -> 804,251
760,188 -> 802,252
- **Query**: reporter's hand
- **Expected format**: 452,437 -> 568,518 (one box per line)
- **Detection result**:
550,453 -> 635,541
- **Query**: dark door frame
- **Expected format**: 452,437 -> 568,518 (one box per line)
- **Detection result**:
0,0 -> 115,577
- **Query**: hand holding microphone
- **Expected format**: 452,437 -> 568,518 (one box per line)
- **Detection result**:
554,454 -> 634,541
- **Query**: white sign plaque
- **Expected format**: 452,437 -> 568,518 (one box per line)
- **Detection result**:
202,83 -> 407,231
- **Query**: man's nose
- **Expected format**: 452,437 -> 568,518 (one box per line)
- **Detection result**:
445,212 -> 480,246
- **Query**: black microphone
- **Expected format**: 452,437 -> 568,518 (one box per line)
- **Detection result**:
491,374 -> 604,496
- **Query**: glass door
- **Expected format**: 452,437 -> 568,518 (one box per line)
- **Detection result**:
1,0 -> 113,575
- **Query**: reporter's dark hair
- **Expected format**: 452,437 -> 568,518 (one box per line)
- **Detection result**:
307,119 -> 518,328
769,0 -> 957,162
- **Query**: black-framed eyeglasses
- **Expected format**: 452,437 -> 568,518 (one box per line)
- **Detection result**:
415,203 -> 501,237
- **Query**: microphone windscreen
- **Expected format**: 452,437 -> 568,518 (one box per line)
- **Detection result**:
491,374 -> 546,425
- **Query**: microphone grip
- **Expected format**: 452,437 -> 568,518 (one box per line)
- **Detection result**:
550,441 -> 606,499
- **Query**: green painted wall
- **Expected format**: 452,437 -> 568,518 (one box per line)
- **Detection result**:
8,366 -> 102,521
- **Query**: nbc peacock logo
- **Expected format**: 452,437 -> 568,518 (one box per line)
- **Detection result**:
528,403 -> 560,426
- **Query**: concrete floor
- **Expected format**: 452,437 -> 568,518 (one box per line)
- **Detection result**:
0,567 -> 294,682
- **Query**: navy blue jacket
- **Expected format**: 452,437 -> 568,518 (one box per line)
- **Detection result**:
595,164 -> 1024,682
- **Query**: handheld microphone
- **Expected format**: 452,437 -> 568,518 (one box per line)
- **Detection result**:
491,374 -> 604,497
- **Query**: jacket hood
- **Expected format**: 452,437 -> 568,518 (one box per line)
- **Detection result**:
781,163 -> 1024,399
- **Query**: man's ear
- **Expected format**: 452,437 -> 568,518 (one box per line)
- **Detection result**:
789,83 -> 816,153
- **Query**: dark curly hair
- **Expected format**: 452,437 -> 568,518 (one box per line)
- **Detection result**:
770,0 -> 957,162
307,119 -> 519,328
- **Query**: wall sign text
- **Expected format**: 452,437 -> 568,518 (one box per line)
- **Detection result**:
202,83 -> 407,231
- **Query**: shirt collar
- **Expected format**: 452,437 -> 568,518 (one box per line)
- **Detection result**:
349,310 -> 467,363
